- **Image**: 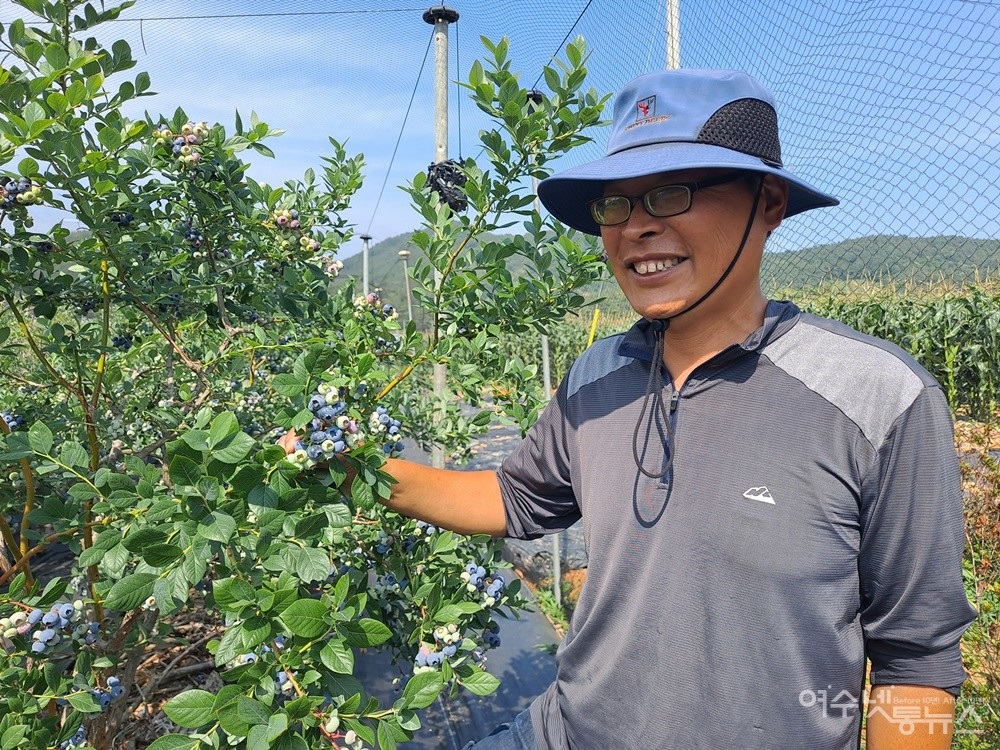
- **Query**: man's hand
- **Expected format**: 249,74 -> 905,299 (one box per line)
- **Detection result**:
866,684 -> 957,749
278,429 -> 300,455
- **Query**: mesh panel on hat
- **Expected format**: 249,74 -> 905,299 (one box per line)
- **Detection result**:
696,98 -> 783,166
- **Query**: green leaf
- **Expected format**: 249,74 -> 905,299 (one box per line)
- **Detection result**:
400,671 -> 443,710
319,639 -> 354,675
28,422 -> 53,455
377,719 -> 399,750
461,670 -> 501,696
162,689 -> 216,729
57,441 -> 89,468
247,484 -> 278,511
271,373 -> 306,397
199,511 -> 236,543
104,572 -> 157,611
122,526 -> 168,553
209,411 -> 239,444
294,546 -> 330,583
216,616 -> 270,665
97,124 -> 122,151
279,598 -> 328,639
434,602 -> 482,623
213,577 -> 258,609
146,736 -> 202,750
17,157 -> 39,177
340,618 -> 391,648
65,690 -> 101,713
180,430 -> 211,451
236,696 -> 270,726
142,543 -> 184,567
211,430 -> 256,464
169,454 -> 202,485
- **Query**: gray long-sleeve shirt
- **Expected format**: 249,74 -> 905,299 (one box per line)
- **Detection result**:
497,300 -> 976,750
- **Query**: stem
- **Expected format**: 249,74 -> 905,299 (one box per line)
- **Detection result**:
0,391 -> 37,587
0,528 -> 77,587
376,354 -> 429,401
90,258 -> 111,411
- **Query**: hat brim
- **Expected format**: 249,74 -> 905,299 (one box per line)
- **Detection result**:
537,141 -> 839,235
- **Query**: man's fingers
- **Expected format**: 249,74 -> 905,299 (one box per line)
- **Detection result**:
279,430 -> 301,454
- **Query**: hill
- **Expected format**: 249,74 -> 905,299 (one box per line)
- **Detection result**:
761,234 -> 1000,290
329,232 -> 1000,327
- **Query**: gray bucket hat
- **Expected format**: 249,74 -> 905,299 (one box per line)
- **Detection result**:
537,68 -> 839,235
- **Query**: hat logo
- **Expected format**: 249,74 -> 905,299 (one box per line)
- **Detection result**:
636,95 -> 656,120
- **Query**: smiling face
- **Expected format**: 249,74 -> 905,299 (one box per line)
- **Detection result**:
599,168 -> 788,326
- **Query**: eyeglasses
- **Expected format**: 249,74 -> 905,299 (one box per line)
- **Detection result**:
588,171 -> 748,226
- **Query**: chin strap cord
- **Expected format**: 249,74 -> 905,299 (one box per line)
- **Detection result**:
629,177 -> 765,479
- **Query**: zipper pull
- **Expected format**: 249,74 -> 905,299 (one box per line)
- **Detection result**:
669,390 -> 680,413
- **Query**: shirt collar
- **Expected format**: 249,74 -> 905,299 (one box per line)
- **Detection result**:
618,299 -> 802,363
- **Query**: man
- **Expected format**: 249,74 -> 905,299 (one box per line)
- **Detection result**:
291,69 -> 976,749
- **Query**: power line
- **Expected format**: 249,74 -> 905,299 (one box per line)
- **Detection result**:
365,26 -> 435,236
111,9 -> 427,22
531,0 -> 597,89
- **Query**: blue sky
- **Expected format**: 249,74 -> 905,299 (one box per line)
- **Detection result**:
2,0 -> 998,260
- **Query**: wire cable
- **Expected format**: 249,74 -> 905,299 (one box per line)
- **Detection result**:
111,9 -> 426,22
365,27 -> 435,237
531,0 -> 597,89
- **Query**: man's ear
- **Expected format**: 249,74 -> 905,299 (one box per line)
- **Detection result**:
760,174 -> 789,231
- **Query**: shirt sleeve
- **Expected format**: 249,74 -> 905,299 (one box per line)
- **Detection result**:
858,385 -> 977,693
496,380 -> 581,540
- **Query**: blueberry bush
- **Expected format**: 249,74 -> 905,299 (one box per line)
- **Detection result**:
0,2 -> 606,748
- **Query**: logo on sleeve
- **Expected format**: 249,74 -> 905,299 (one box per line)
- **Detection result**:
743,486 -> 775,505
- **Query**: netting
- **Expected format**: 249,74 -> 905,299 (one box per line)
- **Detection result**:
3,0 -> 998,310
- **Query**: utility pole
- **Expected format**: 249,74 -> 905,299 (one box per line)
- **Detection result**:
398,248 -> 414,326
360,234 -> 372,295
667,0 -> 681,69
528,89 -> 560,607
423,5 -> 459,469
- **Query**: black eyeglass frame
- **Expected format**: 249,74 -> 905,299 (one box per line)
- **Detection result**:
587,171 -> 750,226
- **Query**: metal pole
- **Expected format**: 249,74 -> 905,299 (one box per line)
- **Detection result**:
666,0 -> 681,69
360,234 -> 372,296
398,249 -> 414,325
424,6 -> 459,470
528,89 -> 561,608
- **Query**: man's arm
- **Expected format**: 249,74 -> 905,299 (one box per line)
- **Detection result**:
866,684 -> 956,749
278,430 -> 508,536
380,458 -> 508,537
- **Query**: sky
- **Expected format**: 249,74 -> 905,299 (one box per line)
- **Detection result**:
2,0 -> 998,261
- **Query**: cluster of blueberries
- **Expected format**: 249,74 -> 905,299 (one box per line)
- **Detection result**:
54,675 -> 124,747
109,211 -> 134,227
152,121 -> 209,166
235,637 -> 294,696
0,601 -> 100,656
353,291 -> 397,322
270,208 -> 321,255
111,334 -> 132,351
180,218 -> 205,248
2,410 -> 25,431
0,176 -> 42,209
461,562 -> 507,606
287,387 -> 405,469
413,622 -> 499,674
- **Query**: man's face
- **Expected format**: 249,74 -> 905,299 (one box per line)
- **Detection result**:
598,168 -> 786,323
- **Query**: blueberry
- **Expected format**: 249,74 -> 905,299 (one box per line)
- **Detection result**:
307,394 -> 326,412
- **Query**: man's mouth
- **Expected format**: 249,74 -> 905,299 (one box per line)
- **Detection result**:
632,258 -> 684,276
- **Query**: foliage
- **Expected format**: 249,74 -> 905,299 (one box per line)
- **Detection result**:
953,419 -> 1000,748
760,234 -> 1000,291
0,3 -> 608,748
796,285 -> 1000,419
